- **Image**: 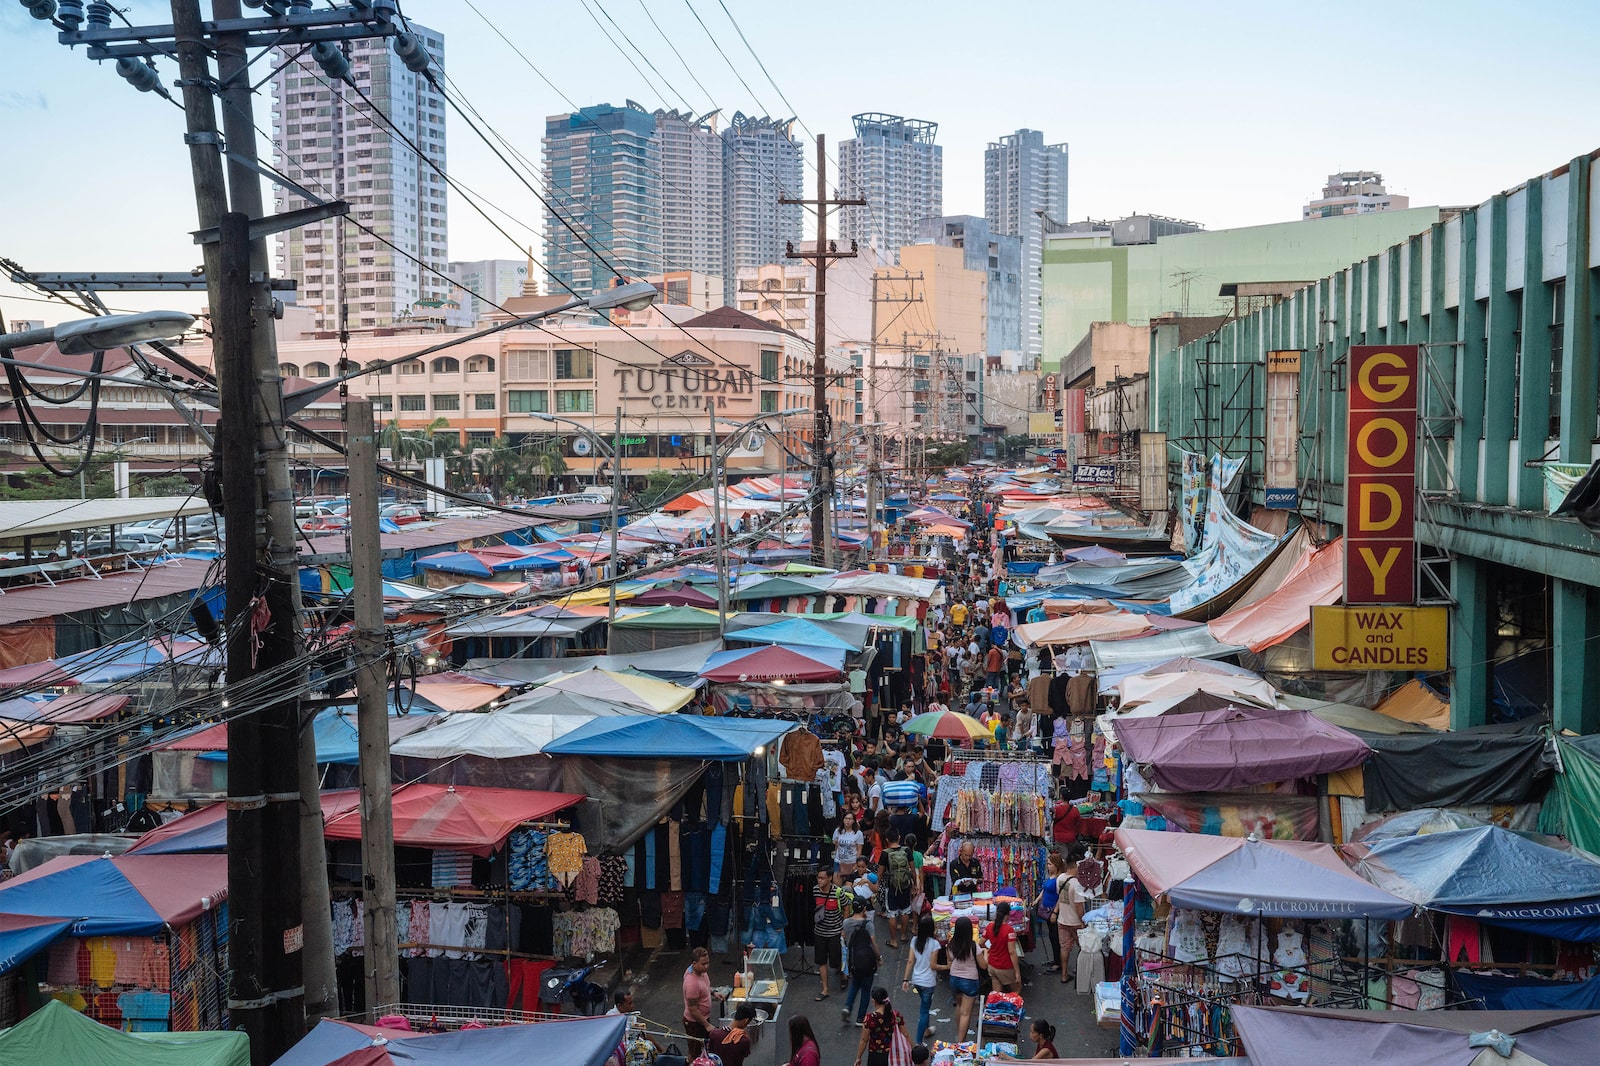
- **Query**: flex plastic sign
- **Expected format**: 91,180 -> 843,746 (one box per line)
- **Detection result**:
1345,345 -> 1418,604
1311,605 -> 1447,671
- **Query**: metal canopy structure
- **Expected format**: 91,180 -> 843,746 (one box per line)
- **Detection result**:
0,497 -> 212,539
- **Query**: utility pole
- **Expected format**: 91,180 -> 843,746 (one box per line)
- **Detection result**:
709,407 -> 728,635
606,407 -> 622,624
209,0 -> 331,1026
782,134 -> 863,569
348,399 -> 399,1016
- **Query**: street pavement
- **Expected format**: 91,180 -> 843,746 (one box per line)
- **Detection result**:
623,929 -> 1116,1063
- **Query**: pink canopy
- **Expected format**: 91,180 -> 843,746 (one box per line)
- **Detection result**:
1210,537 -> 1345,652
1114,705 -> 1370,791
698,645 -> 843,683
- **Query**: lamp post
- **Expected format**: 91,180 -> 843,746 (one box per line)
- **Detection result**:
531,409 -> 625,623
712,409 -> 811,632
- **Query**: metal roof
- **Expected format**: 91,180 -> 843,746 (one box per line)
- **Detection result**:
0,497 -> 213,540
0,556 -> 217,626
298,513 -> 550,557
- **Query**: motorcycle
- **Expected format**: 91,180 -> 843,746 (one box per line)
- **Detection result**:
538,957 -> 609,1015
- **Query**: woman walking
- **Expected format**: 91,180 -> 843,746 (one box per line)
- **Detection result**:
901,914 -> 942,1042
984,900 -> 1022,993
1031,853 -> 1063,974
937,915 -> 981,1042
853,986 -> 910,1066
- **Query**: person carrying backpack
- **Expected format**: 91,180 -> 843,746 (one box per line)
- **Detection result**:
842,898 -> 881,1024
880,830 -> 916,949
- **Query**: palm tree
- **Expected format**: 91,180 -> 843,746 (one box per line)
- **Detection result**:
470,436 -> 542,499
378,417 -> 454,464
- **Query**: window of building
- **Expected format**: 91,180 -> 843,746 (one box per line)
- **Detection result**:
279,362 -> 301,377
759,349 -> 779,381
432,394 -> 460,411
399,360 -> 425,375
1509,290 -> 1524,439
508,390 -> 548,414
465,354 -> 496,373
555,349 -> 594,379
305,361 -> 331,378
555,389 -> 594,413
1549,279 -> 1565,440
372,397 -> 393,412
430,356 -> 460,374
399,395 -> 426,412
759,390 -> 779,413
467,430 -> 496,447
474,393 -> 496,411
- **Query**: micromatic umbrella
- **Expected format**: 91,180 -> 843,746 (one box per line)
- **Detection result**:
699,644 -> 844,683
902,710 -> 990,740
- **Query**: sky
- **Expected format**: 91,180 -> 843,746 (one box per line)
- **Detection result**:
2,0 -> 1598,326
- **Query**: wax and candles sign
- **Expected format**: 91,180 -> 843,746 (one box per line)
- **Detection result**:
1312,604 -> 1447,670
1345,345 -> 1418,604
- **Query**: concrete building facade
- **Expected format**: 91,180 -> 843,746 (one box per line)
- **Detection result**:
915,215 -> 1023,364
1041,206 -> 1445,369
1152,149 -> 1600,735
985,129 -> 1068,364
448,259 -> 531,324
1304,171 -> 1410,220
734,243 -> 883,349
724,113 -> 804,278
543,103 -> 662,296
271,25 -> 449,331
872,243 -> 986,438
837,113 -> 943,264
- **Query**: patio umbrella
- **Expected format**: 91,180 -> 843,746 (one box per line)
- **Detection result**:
699,645 -> 843,683
902,710 -> 990,740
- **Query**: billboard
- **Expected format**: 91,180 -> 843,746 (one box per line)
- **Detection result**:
1265,350 -> 1301,509
1345,345 -> 1418,604
1072,464 -> 1117,486
1312,605 -> 1447,671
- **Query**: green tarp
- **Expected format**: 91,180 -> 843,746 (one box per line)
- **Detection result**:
608,605 -> 722,629
0,1000 -> 249,1066
1540,736 -> 1600,855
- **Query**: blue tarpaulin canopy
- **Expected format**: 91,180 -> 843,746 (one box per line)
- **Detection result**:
540,715 -> 796,760
272,1014 -> 629,1066
725,617 -> 864,651
1355,825 -> 1600,940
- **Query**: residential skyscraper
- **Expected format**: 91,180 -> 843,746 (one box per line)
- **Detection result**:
655,108 -> 731,292
837,113 -> 943,264
723,112 -> 803,277
984,129 -> 1068,364
543,103 -> 661,296
271,26 -> 449,331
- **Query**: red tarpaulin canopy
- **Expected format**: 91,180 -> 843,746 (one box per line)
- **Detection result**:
321,784 -> 584,856
698,644 -> 844,683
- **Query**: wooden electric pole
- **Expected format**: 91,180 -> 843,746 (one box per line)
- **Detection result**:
782,134 -> 863,568
348,400 -> 400,1015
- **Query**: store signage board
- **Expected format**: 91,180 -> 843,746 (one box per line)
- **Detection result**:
1345,345 -> 1418,603
1072,463 -> 1116,486
1312,604 -> 1447,670
1264,487 -> 1299,509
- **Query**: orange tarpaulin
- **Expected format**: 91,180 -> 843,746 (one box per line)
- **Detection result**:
1015,612 -> 1151,647
1209,538 -> 1345,653
1374,678 -> 1450,731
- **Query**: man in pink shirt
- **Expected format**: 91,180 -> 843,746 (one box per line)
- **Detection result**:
682,945 -> 714,1057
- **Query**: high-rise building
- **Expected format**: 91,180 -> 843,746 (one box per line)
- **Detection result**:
543,103 -> 661,297
984,129 -> 1068,365
723,113 -> 804,278
837,113 -> 942,264
655,109 -> 731,293
1303,171 -> 1409,219
448,259 -> 532,323
915,215 -> 1022,364
271,26 -> 449,332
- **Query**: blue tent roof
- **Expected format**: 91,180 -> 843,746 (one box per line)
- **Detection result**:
273,1013 -> 629,1066
540,715 -> 796,760
0,916 -> 73,974
724,618 -> 863,651
1356,825 -> 1600,939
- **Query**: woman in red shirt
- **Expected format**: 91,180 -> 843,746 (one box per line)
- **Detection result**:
786,1015 -> 821,1066
984,900 -> 1022,992
854,986 -> 910,1066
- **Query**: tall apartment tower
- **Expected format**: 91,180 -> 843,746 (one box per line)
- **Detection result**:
543,102 -> 662,296
837,113 -> 943,264
984,129 -> 1068,365
271,26 -> 449,331
655,108 -> 732,293
723,113 -> 804,278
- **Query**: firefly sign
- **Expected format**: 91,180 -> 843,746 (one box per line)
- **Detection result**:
1345,345 -> 1418,604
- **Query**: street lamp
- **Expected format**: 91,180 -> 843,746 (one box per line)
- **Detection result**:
0,310 -> 196,356
531,409 -> 626,623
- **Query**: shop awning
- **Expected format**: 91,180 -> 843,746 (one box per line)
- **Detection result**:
0,853 -> 229,938
538,668 -> 696,712
699,645 -> 845,683
388,712 -> 599,759
273,1014 -> 629,1066
1090,627 -> 1247,670
1114,827 -> 1412,919
0,999 -> 249,1066
1114,706 -> 1370,791
540,715 -> 796,761
1208,537 -> 1344,652
321,784 -> 585,856
725,618 -> 864,651
1232,1004 -> 1600,1066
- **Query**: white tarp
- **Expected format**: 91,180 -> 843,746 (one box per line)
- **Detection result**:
389,712 -> 600,759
